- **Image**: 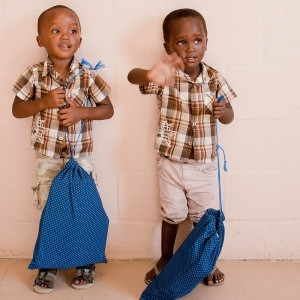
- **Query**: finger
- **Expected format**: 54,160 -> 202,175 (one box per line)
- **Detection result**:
65,98 -> 77,107
213,100 -> 225,108
53,91 -> 66,102
52,86 -> 65,94
59,114 -> 68,125
60,119 -> 72,127
57,91 -> 66,98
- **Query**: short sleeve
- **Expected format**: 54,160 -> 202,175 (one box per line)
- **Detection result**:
217,72 -> 237,102
139,82 -> 161,95
12,67 -> 35,101
88,70 -> 111,104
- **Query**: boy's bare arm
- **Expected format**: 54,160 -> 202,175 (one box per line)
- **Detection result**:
12,87 -> 66,118
87,96 -> 114,120
127,68 -> 150,85
12,96 -> 44,118
13,90 -> 114,127
58,96 -> 114,127
128,53 -> 184,86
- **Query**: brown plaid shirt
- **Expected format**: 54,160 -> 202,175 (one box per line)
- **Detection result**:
12,57 -> 111,159
139,62 -> 237,163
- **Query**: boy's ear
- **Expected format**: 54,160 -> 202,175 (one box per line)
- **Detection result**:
163,43 -> 171,55
36,36 -> 44,47
206,38 -> 208,51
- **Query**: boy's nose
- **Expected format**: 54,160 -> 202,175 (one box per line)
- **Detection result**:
60,32 -> 70,39
186,43 -> 195,52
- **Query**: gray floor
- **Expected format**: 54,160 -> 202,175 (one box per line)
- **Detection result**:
0,259 -> 299,299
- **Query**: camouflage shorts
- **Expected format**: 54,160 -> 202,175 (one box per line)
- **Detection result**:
32,152 -> 97,211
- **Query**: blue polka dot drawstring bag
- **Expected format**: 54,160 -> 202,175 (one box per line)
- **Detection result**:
140,96 -> 227,300
28,60 -> 109,270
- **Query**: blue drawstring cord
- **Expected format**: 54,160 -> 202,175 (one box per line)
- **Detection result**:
62,69 -> 84,90
216,95 -> 228,212
65,112 -> 87,157
62,58 -> 105,90
216,144 -> 228,172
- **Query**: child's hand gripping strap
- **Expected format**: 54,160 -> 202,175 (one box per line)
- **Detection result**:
64,99 -> 89,157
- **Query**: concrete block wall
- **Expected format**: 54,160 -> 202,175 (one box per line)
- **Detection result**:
0,0 -> 299,260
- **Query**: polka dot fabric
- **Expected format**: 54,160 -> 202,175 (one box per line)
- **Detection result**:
29,157 -> 109,270
140,208 -> 225,300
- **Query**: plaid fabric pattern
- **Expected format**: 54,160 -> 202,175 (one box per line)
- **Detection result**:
12,57 -> 111,159
139,62 -> 237,163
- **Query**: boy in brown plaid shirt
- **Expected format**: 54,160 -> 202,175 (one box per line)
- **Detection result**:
12,5 -> 113,294
128,8 -> 237,286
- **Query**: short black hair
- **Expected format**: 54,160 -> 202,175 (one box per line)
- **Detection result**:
162,8 -> 207,42
37,5 -> 81,34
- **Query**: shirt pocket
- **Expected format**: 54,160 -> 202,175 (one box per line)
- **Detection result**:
200,160 -> 217,177
66,88 -> 90,107
201,92 -> 214,114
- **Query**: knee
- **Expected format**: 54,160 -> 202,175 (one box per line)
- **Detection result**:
163,216 -> 187,225
189,211 -> 206,224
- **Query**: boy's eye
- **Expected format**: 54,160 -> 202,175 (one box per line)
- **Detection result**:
195,39 -> 202,44
52,29 -> 60,34
70,29 -> 77,34
177,40 -> 185,46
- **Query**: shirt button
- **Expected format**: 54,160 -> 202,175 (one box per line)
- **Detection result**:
58,137 -> 64,141
188,142 -> 192,146
192,122 -> 197,126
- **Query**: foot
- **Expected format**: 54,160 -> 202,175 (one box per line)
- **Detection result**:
204,268 -> 225,286
33,269 -> 57,294
144,259 -> 168,285
72,264 -> 95,290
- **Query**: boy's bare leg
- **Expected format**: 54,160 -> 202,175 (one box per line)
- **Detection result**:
145,220 -> 179,283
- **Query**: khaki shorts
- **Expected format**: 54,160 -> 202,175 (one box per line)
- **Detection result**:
157,156 -> 218,224
32,152 -> 97,211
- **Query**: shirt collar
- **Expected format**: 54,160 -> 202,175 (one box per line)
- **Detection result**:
177,62 -> 211,84
42,56 -> 80,78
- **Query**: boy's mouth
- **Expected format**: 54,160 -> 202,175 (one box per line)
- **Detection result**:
59,43 -> 71,49
185,56 -> 197,63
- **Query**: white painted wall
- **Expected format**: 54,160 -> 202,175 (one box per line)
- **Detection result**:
1,0 -> 299,260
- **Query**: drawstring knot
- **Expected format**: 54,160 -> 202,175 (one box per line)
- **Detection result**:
81,58 -> 105,70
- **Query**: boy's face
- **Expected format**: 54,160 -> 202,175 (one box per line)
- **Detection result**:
164,17 -> 207,78
36,9 -> 82,62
